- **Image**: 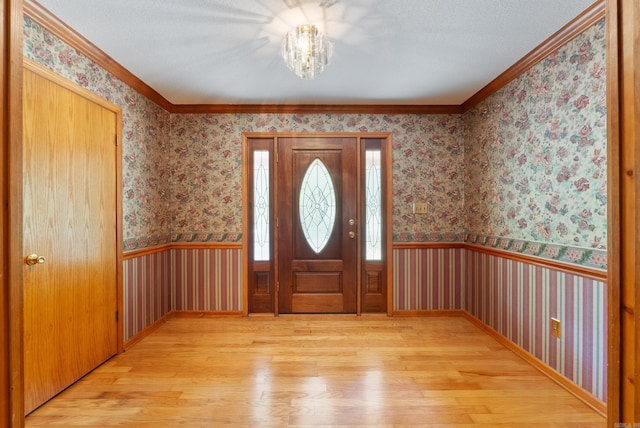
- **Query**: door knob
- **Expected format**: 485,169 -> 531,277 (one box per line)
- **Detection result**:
348,231 -> 356,239
25,254 -> 46,266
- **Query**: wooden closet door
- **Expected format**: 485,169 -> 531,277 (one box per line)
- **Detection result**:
22,62 -> 119,414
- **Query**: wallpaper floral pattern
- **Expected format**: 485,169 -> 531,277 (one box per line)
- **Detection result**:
170,113 -> 465,238
23,14 -> 608,261
463,19 -> 607,250
23,17 -> 173,244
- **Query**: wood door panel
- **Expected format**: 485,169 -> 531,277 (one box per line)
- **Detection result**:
278,137 -> 357,313
291,260 -> 344,271
292,294 -> 344,313
23,64 -> 118,414
293,272 -> 343,293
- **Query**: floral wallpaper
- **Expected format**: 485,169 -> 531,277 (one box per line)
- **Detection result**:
170,113 -> 465,238
23,17 -> 173,244
24,14 -> 608,261
463,19 -> 607,250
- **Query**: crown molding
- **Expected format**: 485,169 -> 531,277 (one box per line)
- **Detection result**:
462,0 -> 605,112
170,103 -> 462,115
24,0 -> 604,115
23,0 -> 173,112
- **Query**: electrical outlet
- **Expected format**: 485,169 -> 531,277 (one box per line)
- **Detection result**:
551,318 -> 561,339
412,203 -> 428,215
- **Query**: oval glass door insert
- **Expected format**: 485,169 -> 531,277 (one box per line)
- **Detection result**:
299,158 -> 336,253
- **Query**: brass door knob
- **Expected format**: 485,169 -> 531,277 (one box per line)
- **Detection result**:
348,231 -> 356,239
25,254 -> 46,266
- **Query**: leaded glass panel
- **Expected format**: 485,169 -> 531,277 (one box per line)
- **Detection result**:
253,150 -> 270,261
299,158 -> 336,254
365,150 -> 382,260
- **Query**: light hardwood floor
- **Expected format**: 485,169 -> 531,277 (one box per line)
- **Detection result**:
25,315 -> 606,427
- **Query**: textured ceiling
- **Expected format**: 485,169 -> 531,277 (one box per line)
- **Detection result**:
35,0 -> 597,105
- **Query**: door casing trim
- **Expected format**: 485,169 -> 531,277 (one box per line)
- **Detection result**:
242,132 -> 393,316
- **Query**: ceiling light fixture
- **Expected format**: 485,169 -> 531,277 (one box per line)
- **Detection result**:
282,24 -> 333,80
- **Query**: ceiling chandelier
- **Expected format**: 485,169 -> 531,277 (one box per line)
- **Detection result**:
282,24 -> 333,80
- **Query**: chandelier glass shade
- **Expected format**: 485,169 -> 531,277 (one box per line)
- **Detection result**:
282,24 -> 333,80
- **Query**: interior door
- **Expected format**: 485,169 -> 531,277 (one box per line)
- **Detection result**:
277,137 -> 358,313
22,62 -> 118,413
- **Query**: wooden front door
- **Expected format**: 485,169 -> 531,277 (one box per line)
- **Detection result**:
22,61 -> 119,414
277,137 -> 358,313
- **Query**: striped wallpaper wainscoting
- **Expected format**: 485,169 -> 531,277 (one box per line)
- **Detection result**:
123,244 -> 605,406
123,250 -> 172,342
393,247 -> 464,311
171,248 -> 243,312
123,247 -> 243,342
464,249 -> 607,403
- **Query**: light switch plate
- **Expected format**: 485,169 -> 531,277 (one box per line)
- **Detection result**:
413,203 -> 428,215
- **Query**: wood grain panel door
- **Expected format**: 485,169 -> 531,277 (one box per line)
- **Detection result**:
22,62 -> 119,414
277,137 -> 357,313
